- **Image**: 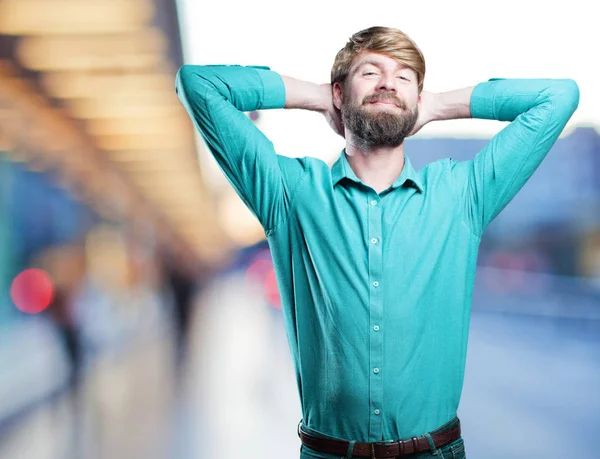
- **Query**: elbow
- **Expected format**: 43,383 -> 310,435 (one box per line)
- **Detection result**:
175,65 -> 194,97
552,79 -> 580,114
175,65 -> 217,102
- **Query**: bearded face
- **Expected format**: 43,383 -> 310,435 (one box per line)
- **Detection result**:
341,88 -> 419,150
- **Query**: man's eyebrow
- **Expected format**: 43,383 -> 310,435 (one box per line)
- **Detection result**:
354,60 -> 382,71
353,60 -> 410,72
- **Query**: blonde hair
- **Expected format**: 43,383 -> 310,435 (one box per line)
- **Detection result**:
331,26 -> 426,92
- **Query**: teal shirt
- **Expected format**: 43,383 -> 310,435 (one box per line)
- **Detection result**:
175,65 -> 579,442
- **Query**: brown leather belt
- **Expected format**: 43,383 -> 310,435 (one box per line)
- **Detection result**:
298,419 -> 461,458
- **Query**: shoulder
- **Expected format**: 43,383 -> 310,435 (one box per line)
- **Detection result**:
418,157 -> 474,193
420,157 -> 458,177
276,154 -> 331,175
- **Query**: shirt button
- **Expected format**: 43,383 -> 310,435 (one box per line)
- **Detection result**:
370,200 -> 377,206
374,409 -> 380,415
373,368 -> 380,374
371,238 -> 378,244
373,325 -> 380,331
373,281 -> 379,287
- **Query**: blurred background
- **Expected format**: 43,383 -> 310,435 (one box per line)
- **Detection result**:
0,0 -> 598,458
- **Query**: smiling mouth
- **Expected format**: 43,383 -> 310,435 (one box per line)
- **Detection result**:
369,101 -> 401,108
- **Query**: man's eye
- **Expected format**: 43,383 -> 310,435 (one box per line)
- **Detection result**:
398,76 -> 410,81
363,72 -> 377,76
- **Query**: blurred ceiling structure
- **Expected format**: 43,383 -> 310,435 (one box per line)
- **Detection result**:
0,0 -> 229,269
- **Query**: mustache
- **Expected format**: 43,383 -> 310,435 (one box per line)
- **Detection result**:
362,92 -> 407,110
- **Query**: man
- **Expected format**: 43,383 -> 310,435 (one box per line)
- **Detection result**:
175,26 -> 579,458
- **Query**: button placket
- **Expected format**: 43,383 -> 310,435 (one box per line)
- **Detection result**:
367,194 -> 384,438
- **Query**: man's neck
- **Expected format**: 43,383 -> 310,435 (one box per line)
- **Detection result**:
344,138 -> 406,194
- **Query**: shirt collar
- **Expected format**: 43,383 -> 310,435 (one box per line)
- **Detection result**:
330,150 -> 424,193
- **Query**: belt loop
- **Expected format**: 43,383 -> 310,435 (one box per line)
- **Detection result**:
346,440 -> 356,458
369,443 -> 376,459
424,432 -> 441,457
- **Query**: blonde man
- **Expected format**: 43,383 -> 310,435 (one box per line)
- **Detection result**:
176,26 -> 579,458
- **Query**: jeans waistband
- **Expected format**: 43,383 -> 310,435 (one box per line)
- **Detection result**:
300,416 -> 460,443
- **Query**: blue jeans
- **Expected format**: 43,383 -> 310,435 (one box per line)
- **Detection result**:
300,417 -> 466,459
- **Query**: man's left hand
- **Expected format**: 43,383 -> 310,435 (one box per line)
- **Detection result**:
409,90 -> 436,136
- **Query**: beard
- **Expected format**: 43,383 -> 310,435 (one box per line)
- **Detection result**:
341,90 -> 419,150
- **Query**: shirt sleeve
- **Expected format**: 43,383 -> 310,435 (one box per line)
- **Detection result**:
175,64 -> 306,233
450,78 -> 580,236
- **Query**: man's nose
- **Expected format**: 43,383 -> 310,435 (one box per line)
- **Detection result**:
377,73 -> 396,91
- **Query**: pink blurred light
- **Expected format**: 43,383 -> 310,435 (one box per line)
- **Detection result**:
245,259 -> 273,285
10,268 -> 55,314
264,268 -> 281,310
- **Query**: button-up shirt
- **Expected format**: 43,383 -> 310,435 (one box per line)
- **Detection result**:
175,65 -> 579,442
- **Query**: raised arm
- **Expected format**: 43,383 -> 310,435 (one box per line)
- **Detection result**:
175,65 -> 320,233
422,78 -> 579,235
281,77 -> 344,136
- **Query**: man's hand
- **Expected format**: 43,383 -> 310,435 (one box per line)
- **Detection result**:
409,90 -> 437,136
321,84 -> 344,138
410,87 -> 474,137
281,77 -> 344,138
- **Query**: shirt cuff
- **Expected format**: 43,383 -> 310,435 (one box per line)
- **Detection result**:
470,78 -> 504,120
252,67 -> 286,110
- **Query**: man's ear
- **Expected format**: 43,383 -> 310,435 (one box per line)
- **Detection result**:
332,82 -> 343,110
